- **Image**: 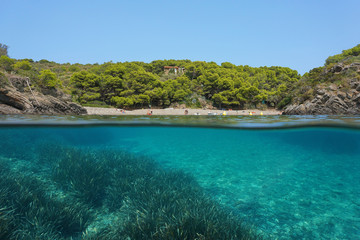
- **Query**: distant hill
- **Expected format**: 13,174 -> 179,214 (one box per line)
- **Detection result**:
283,44 -> 360,115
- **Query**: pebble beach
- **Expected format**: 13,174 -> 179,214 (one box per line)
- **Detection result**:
85,107 -> 282,116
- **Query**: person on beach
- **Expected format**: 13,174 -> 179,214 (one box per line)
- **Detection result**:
184,109 -> 189,115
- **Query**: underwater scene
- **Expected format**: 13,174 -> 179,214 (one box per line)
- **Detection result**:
0,115 -> 360,240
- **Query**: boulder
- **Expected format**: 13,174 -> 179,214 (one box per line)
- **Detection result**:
0,104 -> 22,114
337,91 -> 346,100
0,87 -> 33,110
329,63 -> 343,73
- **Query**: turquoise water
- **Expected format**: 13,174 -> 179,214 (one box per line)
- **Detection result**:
1,115 -> 360,239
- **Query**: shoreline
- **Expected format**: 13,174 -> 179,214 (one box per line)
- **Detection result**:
84,107 -> 282,116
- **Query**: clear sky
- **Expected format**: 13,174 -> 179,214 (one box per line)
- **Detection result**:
1,0 -> 359,74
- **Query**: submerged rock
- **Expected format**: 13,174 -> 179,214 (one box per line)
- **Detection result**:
0,75 -> 86,115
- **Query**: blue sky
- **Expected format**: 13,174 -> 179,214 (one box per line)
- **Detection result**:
1,0 -> 359,74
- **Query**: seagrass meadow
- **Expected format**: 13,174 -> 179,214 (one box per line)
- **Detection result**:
0,115 -> 360,239
0,131 -> 260,240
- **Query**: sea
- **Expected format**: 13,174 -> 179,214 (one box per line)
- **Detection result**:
0,114 -> 359,240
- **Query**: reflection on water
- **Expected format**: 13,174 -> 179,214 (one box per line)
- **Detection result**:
1,114 -> 360,129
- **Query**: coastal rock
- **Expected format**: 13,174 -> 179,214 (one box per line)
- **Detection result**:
0,75 -> 87,115
337,92 -> 346,100
353,93 -> 360,102
8,75 -> 28,92
316,89 -> 326,95
283,61 -> 360,115
0,103 -> 22,114
284,82 -> 360,115
0,87 -> 33,110
329,63 -> 343,73
26,92 -> 87,115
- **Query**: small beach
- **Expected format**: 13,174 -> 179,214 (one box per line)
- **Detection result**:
85,107 -> 282,116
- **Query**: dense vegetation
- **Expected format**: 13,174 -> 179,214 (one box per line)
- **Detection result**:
0,43 -> 300,109
2,43 -> 359,110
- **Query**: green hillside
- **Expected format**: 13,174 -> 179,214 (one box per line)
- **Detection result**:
288,44 -> 360,105
3,43 -> 360,111
0,44 -> 300,110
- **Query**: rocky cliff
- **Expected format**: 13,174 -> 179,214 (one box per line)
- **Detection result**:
283,62 -> 360,115
0,75 -> 87,115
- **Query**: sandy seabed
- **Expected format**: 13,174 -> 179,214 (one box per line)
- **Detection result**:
85,107 -> 282,116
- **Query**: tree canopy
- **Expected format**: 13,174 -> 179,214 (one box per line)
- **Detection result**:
66,60 -> 300,109
0,56 -> 301,109
0,42 -> 303,109
2,42 -> 359,110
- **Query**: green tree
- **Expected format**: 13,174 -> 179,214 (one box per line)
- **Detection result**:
39,69 -> 62,88
212,93 -> 227,109
221,62 -> 236,69
0,55 -> 15,72
145,87 -> 168,107
71,71 -> 101,103
111,96 -> 133,108
0,43 -> 8,57
101,75 -> 123,103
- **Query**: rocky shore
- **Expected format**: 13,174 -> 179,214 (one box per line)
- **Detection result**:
0,75 -> 86,115
283,83 -> 360,115
283,62 -> 360,115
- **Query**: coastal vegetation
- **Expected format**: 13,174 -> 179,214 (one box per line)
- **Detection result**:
1,43 -> 359,112
0,43 -> 300,109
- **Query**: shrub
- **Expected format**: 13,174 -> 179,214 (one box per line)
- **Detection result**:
39,69 -> 62,89
325,44 -> 360,65
277,96 -> 292,109
0,72 -> 10,87
0,43 -> 8,57
39,59 -> 51,64
0,55 -> 15,72
13,60 -> 32,71
68,65 -> 80,72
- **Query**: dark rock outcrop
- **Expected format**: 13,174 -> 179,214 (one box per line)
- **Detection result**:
284,83 -> 360,115
284,62 -> 360,115
0,75 -> 87,115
